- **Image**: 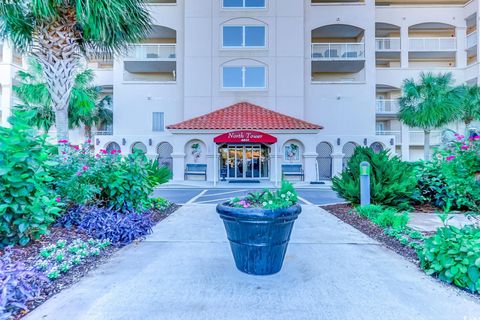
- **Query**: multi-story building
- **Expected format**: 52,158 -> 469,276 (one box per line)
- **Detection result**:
2,0 -> 480,184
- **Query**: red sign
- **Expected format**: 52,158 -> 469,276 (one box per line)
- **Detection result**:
214,130 -> 277,144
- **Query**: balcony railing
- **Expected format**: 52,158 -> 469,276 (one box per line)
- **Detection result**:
376,130 -> 401,144
467,31 -> 477,49
125,44 -> 176,60
312,43 -> 365,60
375,38 -> 401,51
376,99 -> 400,114
409,37 -> 456,51
409,131 -> 442,146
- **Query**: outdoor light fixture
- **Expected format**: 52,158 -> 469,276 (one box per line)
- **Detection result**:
337,138 -> 341,146
390,138 -> 394,146
96,138 -> 100,146
122,138 -> 126,146
363,138 -> 368,146
149,139 -> 153,146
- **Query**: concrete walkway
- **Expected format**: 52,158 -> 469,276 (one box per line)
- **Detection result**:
27,205 -> 480,320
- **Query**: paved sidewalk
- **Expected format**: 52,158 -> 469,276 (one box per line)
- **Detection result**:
27,205 -> 480,320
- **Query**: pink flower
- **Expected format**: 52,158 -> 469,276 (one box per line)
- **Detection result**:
72,145 -> 80,150
117,150 -> 122,154
461,144 -> 469,150
100,149 -> 107,155
82,165 -> 89,171
58,139 -> 69,144
110,150 -> 116,154
86,139 -> 91,144
76,172 -> 82,177
55,197 -> 61,203
446,155 -> 456,161
474,135 -> 480,141
456,135 -> 465,141
61,151 -> 66,155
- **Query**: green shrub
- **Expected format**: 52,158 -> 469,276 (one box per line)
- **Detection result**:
50,147 -> 171,212
416,135 -> 480,212
332,147 -> 417,209
356,205 -> 409,230
418,225 -> 480,293
0,111 -> 63,246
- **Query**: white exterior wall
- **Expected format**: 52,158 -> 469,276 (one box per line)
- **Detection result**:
3,1 -> 480,182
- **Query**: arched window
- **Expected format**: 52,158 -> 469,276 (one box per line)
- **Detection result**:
342,142 -> 357,170
132,142 -> 147,153
370,142 -> 384,154
157,142 -> 173,171
316,142 -> 333,179
222,59 -> 267,89
106,142 -> 121,154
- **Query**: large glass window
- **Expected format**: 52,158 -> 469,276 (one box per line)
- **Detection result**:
222,66 -> 266,89
223,0 -> 265,8
222,25 -> 266,48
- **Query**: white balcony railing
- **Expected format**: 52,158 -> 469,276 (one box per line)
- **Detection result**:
409,131 -> 442,146
376,99 -> 400,114
376,130 -> 401,144
467,31 -> 477,49
125,44 -> 176,60
409,37 -> 456,51
312,43 -> 365,60
375,38 -> 401,51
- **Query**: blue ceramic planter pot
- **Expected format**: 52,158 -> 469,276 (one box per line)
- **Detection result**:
216,203 -> 301,275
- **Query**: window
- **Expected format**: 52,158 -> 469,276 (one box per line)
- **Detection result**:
222,66 -> 266,89
222,26 -> 266,48
223,0 -> 265,8
152,112 -> 165,132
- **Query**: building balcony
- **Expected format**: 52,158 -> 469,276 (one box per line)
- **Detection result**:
123,44 -> 176,82
124,44 -> 176,61
376,130 -> 401,145
409,37 -> 456,52
375,38 -> 400,52
312,43 -> 365,61
467,31 -> 477,49
376,99 -> 400,116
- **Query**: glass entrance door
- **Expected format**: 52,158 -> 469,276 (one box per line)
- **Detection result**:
219,145 -> 269,180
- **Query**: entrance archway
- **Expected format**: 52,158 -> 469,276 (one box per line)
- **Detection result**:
316,142 -> 333,179
157,142 -> 173,171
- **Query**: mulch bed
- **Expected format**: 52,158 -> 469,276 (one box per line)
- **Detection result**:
6,204 -> 180,320
320,203 -> 420,264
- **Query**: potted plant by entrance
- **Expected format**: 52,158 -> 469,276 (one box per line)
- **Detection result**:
216,181 -> 301,275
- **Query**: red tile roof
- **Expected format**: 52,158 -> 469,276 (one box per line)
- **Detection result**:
167,102 -> 323,130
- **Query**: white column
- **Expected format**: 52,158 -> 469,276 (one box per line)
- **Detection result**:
303,153 -> 317,183
171,152 -> 186,182
213,142 -> 217,187
274,143 -> 279,187
331,153 -> 344,177
1,85 -> 12,127
456,26 -> 467,69
400,26 -> 409,68
401,123 -> 410,161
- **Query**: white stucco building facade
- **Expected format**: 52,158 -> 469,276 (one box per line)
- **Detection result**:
1,0 -> 480,183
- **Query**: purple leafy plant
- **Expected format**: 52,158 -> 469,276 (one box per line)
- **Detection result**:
0,248 -> 47,319
58,206 -> 154,245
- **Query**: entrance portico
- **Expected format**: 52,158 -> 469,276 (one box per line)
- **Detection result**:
167,102 -> 324,184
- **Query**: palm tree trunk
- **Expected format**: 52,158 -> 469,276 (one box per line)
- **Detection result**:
84,125 -> 92,140
32,14 -> 79,145
424,130 -> 431,161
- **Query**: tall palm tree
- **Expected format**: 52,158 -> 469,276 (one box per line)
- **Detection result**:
14,58 -> 113,138
399,72 -> 458,160
453,84 -> 480,128
0,1 -> 151,142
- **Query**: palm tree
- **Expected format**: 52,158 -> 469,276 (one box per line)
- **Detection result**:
14,58 -> 113,139
0,1 -> 151,142
399,72 -> 458,160
452,84 -> 480,128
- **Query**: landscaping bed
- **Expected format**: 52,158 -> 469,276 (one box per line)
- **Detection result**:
321,203 -> 421,264
4,203 -> 179,320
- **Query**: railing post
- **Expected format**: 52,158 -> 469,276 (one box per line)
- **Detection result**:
360,162 -> 371,207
